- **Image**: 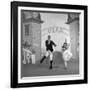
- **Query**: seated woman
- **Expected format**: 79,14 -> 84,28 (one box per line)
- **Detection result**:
62,39 -> 72,69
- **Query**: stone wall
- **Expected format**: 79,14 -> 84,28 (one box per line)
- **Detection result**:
21,10 -> 43,62
32,23 -> 41,61
70,20 -> 79,59
66,13 -> 79,60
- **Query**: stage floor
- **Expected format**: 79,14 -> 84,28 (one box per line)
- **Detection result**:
21,52 -> 79,78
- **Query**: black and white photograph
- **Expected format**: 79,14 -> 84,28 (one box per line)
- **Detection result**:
21,10 -> 79,77
11,1 -> 87,88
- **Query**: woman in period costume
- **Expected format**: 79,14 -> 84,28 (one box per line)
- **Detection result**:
62,39 -> 72,69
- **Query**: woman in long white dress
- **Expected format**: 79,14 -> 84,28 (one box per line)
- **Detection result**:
62,40 -> 72,69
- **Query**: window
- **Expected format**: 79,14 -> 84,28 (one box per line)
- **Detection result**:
25,24 -> 29,36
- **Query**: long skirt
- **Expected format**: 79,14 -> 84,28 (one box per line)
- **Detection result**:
62,50 -> 72,61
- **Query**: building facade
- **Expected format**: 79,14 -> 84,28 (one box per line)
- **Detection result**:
66,13 -> 80,60
21,10 -> 43,62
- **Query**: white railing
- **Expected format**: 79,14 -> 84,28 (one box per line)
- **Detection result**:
22,48 -> 36,64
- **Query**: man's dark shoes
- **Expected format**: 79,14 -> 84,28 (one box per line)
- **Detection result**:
49,61 -> 53,69
40,56 -> 46,64
49,65 -> 52,69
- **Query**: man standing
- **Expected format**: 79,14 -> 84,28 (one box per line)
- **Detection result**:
40,35 -> 57,69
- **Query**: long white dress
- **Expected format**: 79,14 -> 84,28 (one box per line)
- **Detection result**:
62,49 -> 72,61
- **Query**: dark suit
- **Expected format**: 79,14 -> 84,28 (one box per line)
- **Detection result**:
40,40 -> 56,69
45,40 -> 56,52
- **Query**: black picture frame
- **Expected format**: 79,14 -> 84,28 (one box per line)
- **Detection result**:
11,1 -> 88,88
